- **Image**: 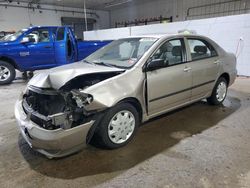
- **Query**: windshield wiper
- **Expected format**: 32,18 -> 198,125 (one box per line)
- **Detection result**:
94,61 -> 116,68
82,60 -> 94,65
84,60 -> 122,69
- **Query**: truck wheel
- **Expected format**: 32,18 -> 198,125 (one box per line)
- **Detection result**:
207,77 -> 228,105
28,71 -> 34,78
22,72 -> 28,80
0,61 -> 16,85
93,103 -> 139,149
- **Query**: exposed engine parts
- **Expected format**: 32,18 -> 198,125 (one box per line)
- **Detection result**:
71,89 -> 93,108
49,112 -> 73,130
22,72 -> 123,130
23,87 -> 94,130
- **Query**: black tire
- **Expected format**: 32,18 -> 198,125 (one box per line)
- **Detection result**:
0,61 -> 16,85
207,77 -> 228,105
93,103 -> 139,149
22,72 -> 28,80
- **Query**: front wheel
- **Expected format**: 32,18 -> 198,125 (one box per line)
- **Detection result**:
207,77 -> 228,105
0,61 -> 16,85
93,103 -> 139,149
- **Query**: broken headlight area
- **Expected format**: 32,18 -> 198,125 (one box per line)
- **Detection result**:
71,89 -> 93,108
21,72 -> 123,130
22,87 -> 96,130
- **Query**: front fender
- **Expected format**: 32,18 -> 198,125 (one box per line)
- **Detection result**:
83,67 -> 146,113
0,55 -> 21,70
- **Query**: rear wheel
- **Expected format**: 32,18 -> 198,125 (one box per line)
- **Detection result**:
207,77 -> 228,105
0,61 -> 16,85
93,103 -> 139,149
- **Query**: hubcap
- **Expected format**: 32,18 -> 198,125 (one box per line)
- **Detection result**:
108,110 -> 135,144
216,81 -> 227,102
0,66 -> 10,81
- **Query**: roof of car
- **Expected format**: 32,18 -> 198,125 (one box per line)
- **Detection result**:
123,33 -> 203,39
26,26 -> 66,30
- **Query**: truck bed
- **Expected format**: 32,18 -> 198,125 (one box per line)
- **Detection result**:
77,40 -> 112,61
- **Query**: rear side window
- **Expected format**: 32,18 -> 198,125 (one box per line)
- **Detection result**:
187,38 -> 217,61
56,28 -> 65,41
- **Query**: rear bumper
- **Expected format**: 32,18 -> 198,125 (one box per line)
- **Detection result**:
15,99 -> 95,158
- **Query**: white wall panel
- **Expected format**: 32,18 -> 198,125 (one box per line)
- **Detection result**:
84,27 -> 131,40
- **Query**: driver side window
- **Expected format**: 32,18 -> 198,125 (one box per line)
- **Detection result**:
25,29 -> 50,43
152,39 -> 185,66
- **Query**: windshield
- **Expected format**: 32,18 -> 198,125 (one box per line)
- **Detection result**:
85,37 -> 158,68
0,29 -> 28,42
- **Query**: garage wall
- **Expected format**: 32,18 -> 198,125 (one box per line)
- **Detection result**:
0,2 -> 110,32
84,13 -> 250,76
110,0 -> 250,27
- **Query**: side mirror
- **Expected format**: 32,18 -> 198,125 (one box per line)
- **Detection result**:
143,59 -> 166,72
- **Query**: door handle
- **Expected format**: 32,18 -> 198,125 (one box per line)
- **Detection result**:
183,67 -> 192,72
44,46 -> 52,49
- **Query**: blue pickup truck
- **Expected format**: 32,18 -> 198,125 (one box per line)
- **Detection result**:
0,26 -> 110,84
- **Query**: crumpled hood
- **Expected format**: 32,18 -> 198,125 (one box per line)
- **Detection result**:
28,62 -> 124,90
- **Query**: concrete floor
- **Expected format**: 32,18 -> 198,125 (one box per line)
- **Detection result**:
0,76 -> 250,188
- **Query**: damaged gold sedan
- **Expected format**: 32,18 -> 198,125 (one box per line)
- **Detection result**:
15,34 -> 237,158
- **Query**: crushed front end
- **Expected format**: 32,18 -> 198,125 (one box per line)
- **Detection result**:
15,85 -> 100,158
14,63 -> 125,158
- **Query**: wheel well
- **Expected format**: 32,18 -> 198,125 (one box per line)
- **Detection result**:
118,97 -> 143,123
0,56 -> 18,69
220,73 -> 230,85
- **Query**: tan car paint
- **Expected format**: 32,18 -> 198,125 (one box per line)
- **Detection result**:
15,34 -> 237,158
81,34 -> 236,120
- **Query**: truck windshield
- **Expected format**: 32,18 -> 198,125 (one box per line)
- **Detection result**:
0,29 -> 28,42
84,37 -> 158,68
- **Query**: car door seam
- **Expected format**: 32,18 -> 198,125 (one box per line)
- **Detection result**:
149,80 -> 215,103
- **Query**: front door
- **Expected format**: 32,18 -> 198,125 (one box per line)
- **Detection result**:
19,27 -> 55,69
146,38 -> 192,117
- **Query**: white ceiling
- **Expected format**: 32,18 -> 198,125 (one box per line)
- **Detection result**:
12,0 -> 149,10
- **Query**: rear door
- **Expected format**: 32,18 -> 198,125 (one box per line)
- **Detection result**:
54,27 -> 78,65
146,38 -> 192,117
67,27 -> 78,62
185,37 -> 220,100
